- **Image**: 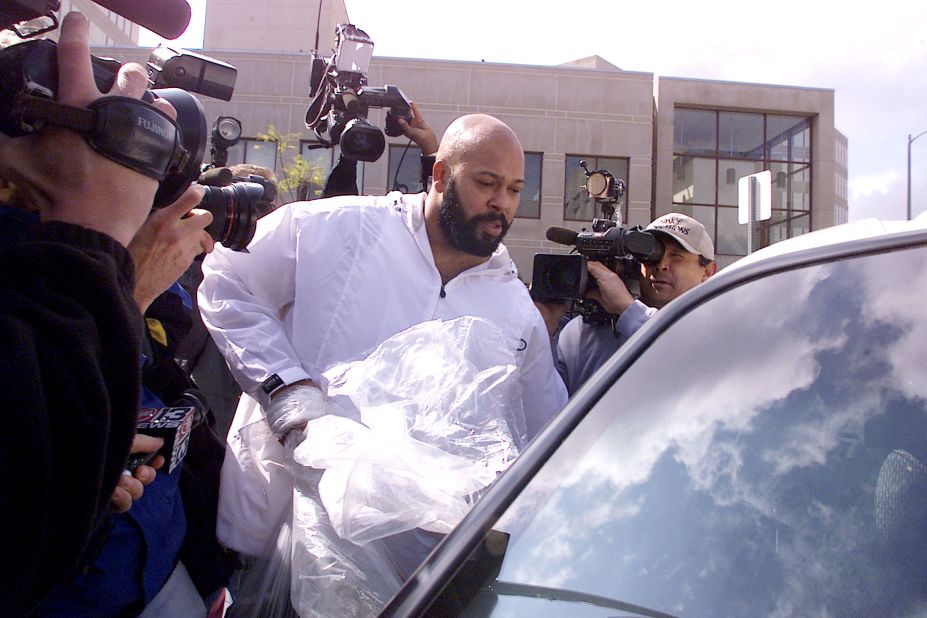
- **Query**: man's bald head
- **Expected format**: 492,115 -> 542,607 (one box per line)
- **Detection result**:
424,113 -> 526,272
436,114 -> 524,173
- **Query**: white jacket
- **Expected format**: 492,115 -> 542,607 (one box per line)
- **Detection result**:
199,191 -> 567,440
201,192 -> 567,556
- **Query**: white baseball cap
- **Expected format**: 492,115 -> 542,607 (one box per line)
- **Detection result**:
646,213 -> 715,261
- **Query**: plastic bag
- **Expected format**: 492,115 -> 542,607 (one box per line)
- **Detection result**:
287,316 -> 526,616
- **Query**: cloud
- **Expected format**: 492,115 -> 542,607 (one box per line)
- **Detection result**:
850,170 -> 901,198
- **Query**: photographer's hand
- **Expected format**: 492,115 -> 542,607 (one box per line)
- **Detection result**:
110,434 -> 164,514
129,184 -> 214,312
0,12 -> 176,247
534,299 -> 570,337
586,260 -> 635,314
398,101 -> 438,155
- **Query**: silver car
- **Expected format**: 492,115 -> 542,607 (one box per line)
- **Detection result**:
383,216 -> 927,617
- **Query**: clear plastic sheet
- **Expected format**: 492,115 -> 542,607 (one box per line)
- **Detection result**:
285,316 -> 526,616
233,317 -> 527,618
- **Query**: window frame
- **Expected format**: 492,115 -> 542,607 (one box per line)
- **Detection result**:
671,109 -> 814,260
563,154 -> 630,223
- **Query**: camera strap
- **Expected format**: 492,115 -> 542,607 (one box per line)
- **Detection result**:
13,93 -> 188,181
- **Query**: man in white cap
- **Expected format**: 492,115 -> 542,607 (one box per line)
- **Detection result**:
555,212 -> 717,395
642,212 -> 717,308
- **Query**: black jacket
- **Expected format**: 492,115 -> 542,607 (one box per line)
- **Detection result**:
0,213 -> 142,616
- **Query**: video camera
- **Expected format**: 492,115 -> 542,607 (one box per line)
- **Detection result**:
304,23 -> 412,163
0,12 -> 265,251
531,161 -> 663,323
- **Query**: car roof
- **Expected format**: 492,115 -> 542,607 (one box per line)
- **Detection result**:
723,212 -> 927,274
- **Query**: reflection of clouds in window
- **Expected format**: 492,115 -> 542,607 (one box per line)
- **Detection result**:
766,503 -> 877,617
497,477 -> 645,589
572,265 -> 829,495
764,399 -> 864,476
493,265 -> 839,596
482,249 -> 927,614
857,249 -> 927,401
504,496 -> 577,588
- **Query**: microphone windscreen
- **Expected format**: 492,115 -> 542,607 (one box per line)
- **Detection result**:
93,0 -> 192,39
199,167 -> 234,186
546,226 -> 579,246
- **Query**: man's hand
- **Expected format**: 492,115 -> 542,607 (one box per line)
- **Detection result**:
265,381 -> 330,447
586,261 -> 635,315
128,184 -> 213,312
0,12 -> 176,246
398,101 -> 438,155
110,434 -> 164,513
534,299 -> 570,337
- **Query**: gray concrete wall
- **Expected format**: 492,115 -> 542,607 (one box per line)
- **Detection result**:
96,43 -> 842,279
203,0 -> 349,55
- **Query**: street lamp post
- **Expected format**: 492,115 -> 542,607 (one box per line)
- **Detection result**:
907,130 -> 927,221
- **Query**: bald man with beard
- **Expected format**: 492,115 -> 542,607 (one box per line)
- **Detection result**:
199,113 -> 567,609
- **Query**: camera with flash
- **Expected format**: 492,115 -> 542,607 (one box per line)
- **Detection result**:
304,24 -> 413,162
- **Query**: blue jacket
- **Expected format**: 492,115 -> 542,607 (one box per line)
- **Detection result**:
556,300 -> 656,396
35,387 -> 186,616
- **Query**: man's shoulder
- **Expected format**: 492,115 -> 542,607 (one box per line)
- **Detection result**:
491,276 -> 552,332
289,193 -> 390,216
294,192 -> 416,214
287,192 -> 418,231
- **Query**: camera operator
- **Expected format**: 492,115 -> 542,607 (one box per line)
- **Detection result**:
2,98 -> 222,618
33,184 -> 225,617
0,11 -> 181,614
555,212 -> 717,395
173,164 -> 279,441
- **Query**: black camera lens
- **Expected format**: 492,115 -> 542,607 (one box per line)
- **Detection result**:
546,264 -> 583,296
531,254 -> 588,301
199,181 -> 262,251
339,117 -> 385,162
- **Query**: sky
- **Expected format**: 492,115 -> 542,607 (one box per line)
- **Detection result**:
140,0 -> 927,222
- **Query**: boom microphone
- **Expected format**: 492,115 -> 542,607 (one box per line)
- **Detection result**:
93,0 -> 192,39
546,226 -> 579,246
198,166 -> 234,186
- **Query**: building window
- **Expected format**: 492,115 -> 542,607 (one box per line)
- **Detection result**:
671,109 -> 812,261
388,144 -> 424,193
518,152 -> 543,219
287,142 -> 366,200
297,142 -> 335,200
564,155 -> 629,222
226,139 -> 278,172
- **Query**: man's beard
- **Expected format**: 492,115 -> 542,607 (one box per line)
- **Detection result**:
438,177 -> 511,257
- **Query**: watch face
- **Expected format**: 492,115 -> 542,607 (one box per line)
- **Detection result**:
261,374 -> 284,394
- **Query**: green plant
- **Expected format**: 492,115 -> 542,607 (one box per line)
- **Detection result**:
257,125 -> 326,203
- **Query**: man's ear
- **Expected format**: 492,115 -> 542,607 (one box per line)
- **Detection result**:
432,160 -> 450,193
702,261 -> 718,281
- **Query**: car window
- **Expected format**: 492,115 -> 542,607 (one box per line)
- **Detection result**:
427,244 -> 927,617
